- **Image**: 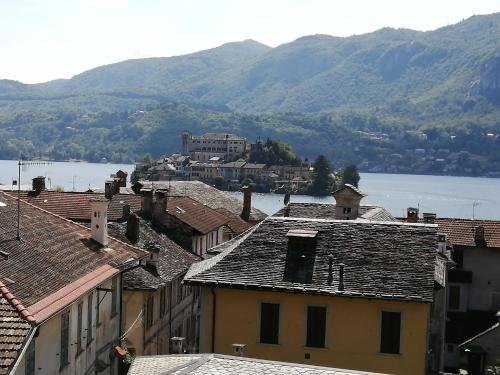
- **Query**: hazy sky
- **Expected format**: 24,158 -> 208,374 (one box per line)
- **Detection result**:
1,0 -> 500,84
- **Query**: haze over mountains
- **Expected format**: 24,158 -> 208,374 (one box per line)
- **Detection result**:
1,13 -> 500,172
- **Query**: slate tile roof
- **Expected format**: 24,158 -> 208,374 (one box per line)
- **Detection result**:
274,203 -> 395,222
434,218 -> 500,248
16,190 -> 141,221
0,295 -> 33,375
185,217 -> 437,302
128,354 -> 388,375
139,181 -> 267,222
107,220 -> 200,289
166,196 -> 229,235
0,191 -> 147,310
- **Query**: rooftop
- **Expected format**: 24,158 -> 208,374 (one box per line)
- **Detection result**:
192,133 -> 245,141
185,217 -> 437,302
139,181 -> 267,222
15,190 -> 141,222
128,354 -> 388,375
167,196 -> 229,235
434,218 -> 500,248
0,191 -> 147,320
107,220 -> 200,289
274,203 -> 395,222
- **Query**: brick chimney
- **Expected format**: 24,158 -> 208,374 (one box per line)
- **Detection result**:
90,198 -> 109,246
126,213 -> 140,244
406,207 -> 419,223
32,176 -> 45,194
474,225 -> 487,247
240,185 -> 252,221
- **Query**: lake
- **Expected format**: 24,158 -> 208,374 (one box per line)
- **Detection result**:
0,159 -> 499,220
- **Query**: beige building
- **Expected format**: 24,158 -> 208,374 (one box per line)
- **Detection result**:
181,131 -> 247,162
0,192 -> 147,375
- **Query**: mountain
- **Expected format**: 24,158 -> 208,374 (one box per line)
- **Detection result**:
2,14 -> 500,172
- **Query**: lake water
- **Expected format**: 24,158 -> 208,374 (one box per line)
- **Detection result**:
0,159 -> 499,220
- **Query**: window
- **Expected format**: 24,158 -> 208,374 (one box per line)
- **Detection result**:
77,302 -> 83,353
380,311 -> 401,354
146,295 -> 154,329
306,306 -> 326,348
449,285 -> 460,310
111,276 -> 118,317
87,294 -> 93,345
26,338 -> 35,375
343,207 -> 351,214
60,311 -> 70,369
260,302 -> 280,344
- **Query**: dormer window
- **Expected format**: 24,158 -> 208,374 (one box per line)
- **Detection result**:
343,207 -> 351,214
284,230 -> 318,283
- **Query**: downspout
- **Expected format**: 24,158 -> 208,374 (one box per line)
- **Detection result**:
9,326 -> 37,374
211,287 -> 216,353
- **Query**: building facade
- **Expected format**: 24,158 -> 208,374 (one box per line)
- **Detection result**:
181,131 -> 247,162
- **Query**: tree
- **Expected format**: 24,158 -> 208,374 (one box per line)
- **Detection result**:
309,155 -> 334,196
342,164 -> 360,188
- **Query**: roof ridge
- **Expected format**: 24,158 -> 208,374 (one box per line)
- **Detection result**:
0,191 -> 147,258
0,281 -> 35,323
270,215 -> 437,227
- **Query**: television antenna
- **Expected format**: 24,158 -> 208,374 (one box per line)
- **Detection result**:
472,201 -> 480,220
16,159 -> 52,240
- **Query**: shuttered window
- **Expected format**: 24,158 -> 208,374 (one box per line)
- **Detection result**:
60,311 -> 70,369
260,303 -> 279,344
77,302 -> 83,353
87,294 -> 93,345
380,311 -> 401,354
306,306 -> 326,348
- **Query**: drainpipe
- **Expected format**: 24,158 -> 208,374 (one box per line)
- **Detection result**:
211,287 -> 217,353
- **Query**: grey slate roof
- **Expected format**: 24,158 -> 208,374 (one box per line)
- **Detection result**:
273,203 -> 395,222
108,220 -> 200,289
185,217 -> 437,302
128,354 -> 388,374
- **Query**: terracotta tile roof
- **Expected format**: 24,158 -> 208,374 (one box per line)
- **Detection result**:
0,294 -> 33,375
138,181 -> 266,222
186,217 -> 437,302
0,191 -> 147,314
166,196 -> 229,235
107,220 -> 200,289
434,218 -> 500,248
214,208 -> 253,235
16,190 -> 141,222
128,354 -> 389,374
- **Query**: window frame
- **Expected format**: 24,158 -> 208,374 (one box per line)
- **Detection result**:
258,301 -> 281,345
379,309 -> 402,355
87,293 -> 94,346
305,304 -> 328,349
76,301 -> 83,355
60,310 -> 70,370
111,276 -> 118,318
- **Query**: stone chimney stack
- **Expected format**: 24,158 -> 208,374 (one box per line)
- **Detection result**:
332,184 -> 365,220
126,213 -> 140,244
32,176 -> 45,194
240,185 -> 252,221
423,212 -> 436,224
406,207 -> 419,223
140,189 -> 154,219
90,198 -> 109,246
474,225 -> 487,247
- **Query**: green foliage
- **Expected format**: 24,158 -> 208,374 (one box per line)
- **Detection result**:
309,155 -> 334,196
248,138 -> 302,166
341,165 -> 361,188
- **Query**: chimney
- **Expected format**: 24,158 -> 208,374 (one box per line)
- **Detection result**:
115,170 -> 128,187
90,198 -> 109,246
423,212 -> 436,224
232,343 -> 246,357
122,204 -> 131,220
338,263 -> 345,291
140,189 -> 153,219
170,337 -> 185,354
406,207 -> 419,223
437,233 -> 447,254
145,242 -> 161,270
240,185 -> 251,221
126,213 -> 140,244
327,255 -> 333,285
474,225 -> 487,247
283,205 -> 290,217
332,184 -> 365,220
105,181 -> 114,200
32,176 -> 45,194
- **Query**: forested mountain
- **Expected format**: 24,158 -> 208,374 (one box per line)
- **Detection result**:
2,13 -> 500,175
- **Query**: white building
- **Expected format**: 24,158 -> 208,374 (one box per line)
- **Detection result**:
181,131 -> 247,162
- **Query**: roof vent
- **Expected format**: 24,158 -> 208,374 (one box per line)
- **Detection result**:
170,337 -> 185,354
284,229 -> 318,283
232,343 -> 246,357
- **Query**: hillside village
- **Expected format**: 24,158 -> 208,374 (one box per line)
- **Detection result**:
1,171 -> 499,375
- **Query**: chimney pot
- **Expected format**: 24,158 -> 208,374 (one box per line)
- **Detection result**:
232,343 -> 246,357
90,198 -> 109,246
406,207 -> 419,223
170,337 -> 185,354
32,176 -> 45,194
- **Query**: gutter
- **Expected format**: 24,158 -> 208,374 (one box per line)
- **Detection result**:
9,325 -> 37,374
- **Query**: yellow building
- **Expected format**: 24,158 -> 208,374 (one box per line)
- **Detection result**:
184,216 -> 439,375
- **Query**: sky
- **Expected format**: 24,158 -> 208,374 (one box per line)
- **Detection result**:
1,0 -> 500,84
